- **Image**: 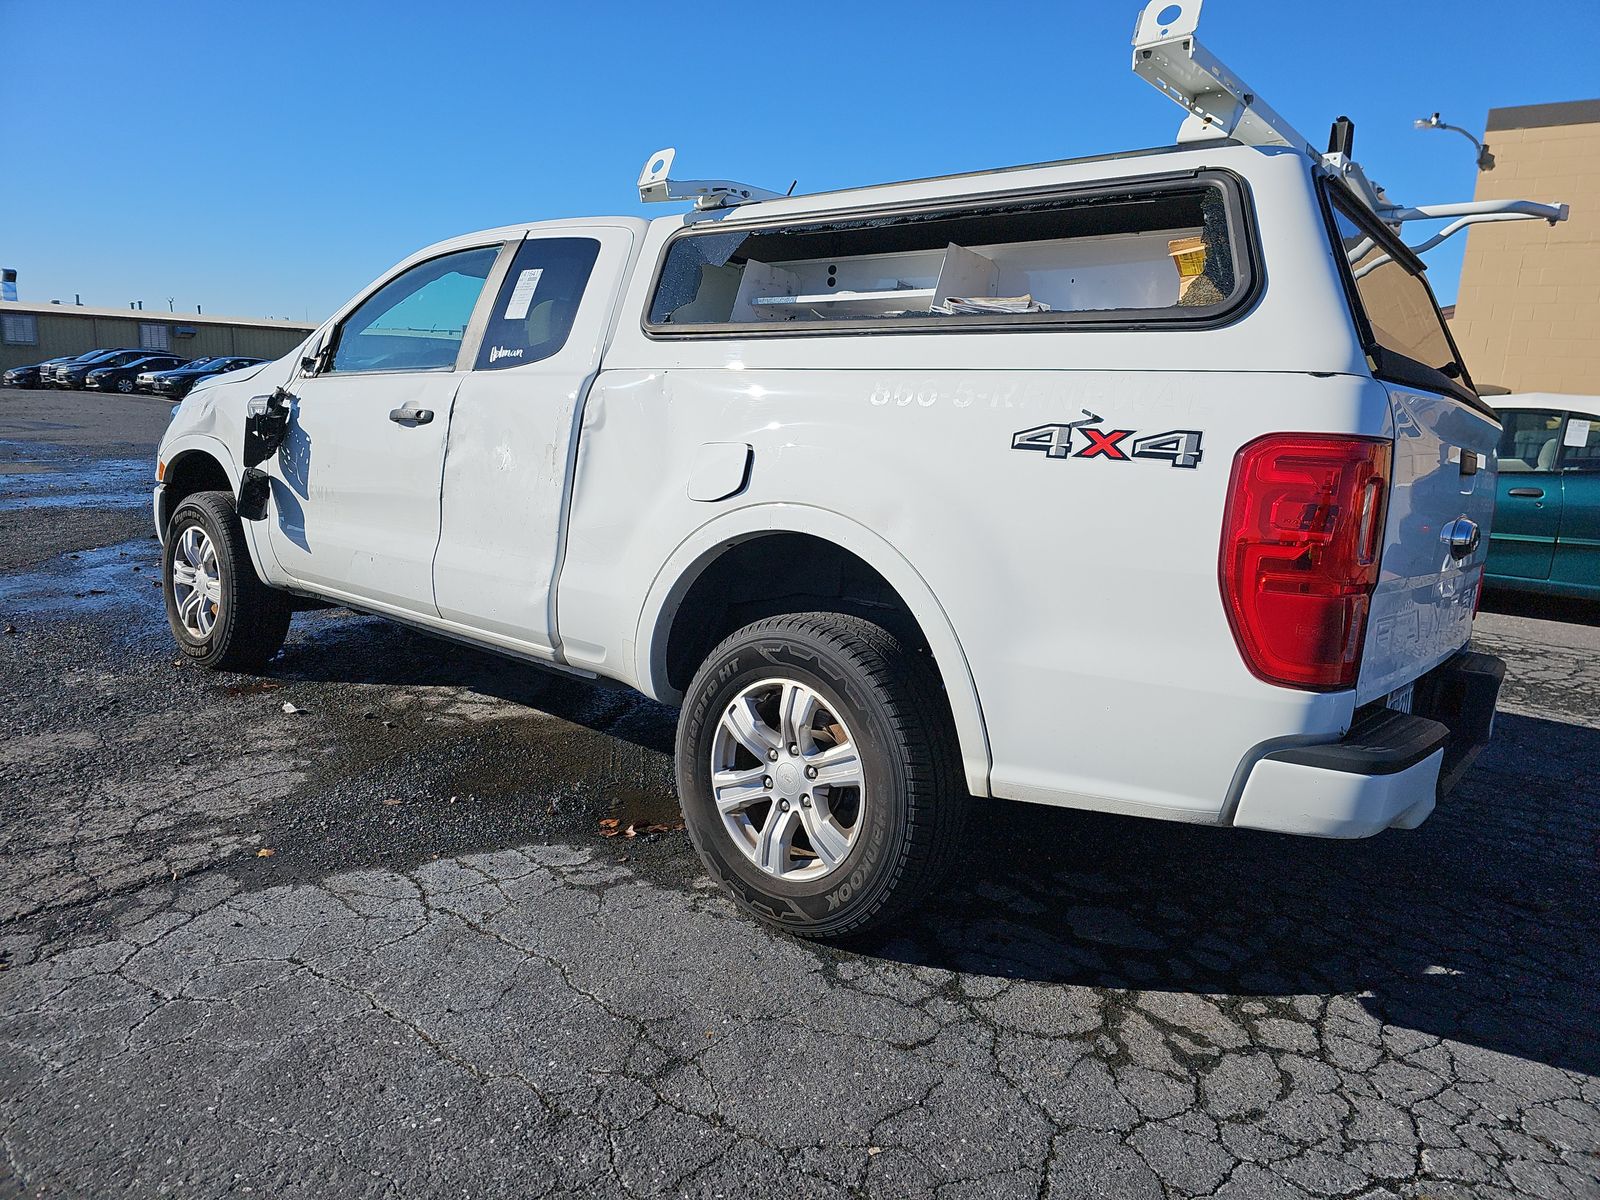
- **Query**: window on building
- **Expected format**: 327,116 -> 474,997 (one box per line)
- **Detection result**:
2,313 -> 38,345
647,178 -> 1248,333
140,323 -> 171,351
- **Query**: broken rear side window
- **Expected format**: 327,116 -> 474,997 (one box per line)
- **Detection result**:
647,179 -> 1247,332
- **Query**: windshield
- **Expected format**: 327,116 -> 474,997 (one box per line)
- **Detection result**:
1324,185 -> 1470,398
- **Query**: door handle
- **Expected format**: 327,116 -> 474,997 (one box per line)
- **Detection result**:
1507,487 -> 1544,498
388,405 -> 434,425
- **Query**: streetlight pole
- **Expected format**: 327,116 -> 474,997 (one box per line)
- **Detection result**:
1414,113 -> 1494,170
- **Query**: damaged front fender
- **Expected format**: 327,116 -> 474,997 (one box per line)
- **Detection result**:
238,388 -> 294,521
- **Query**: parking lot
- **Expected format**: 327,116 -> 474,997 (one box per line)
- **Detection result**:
0,385 -> 1596,1199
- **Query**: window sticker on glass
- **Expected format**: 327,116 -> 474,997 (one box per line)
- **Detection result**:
503,269 -> 544,321
1565,418 -> 1592,448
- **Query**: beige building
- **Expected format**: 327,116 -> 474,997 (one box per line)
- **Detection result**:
0,301 -> 314,373
1450,98 -> 1599,396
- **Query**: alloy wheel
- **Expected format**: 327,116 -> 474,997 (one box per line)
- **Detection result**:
708,678 -> 865,881
171,525 -> 222,639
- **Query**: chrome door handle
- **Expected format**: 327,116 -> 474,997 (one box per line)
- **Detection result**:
1507,487 -> 1544,498
388,406 -> 434,425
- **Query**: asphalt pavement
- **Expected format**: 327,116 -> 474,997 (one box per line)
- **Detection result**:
1,385 -> 1597,1199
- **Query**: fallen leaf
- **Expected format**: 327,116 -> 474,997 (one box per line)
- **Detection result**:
256,848 -> 276,858
281,701 -> 301,715
382,799 -> 403,807
867,1147 -> 882,1156
601,818 -> 683,839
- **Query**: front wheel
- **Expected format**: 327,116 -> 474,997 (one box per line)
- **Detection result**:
163,490 -> 291,670
676,612 -> 968,939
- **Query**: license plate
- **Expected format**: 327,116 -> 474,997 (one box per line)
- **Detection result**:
1386,683 -> 1415,715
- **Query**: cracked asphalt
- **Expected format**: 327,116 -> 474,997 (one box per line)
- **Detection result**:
1,385 -> 1597,1199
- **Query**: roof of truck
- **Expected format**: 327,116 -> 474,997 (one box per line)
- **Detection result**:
684,139 -> 1267,227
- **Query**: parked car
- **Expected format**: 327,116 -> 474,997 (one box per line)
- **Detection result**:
86,354 -> 188,394
2,356 -> 82,388
1487,393 -> 1600,600
145,356 -> 265,398
155,0 -> 1559,938
52,349 -> 152,389
44,349 -> 129,387
137,357 -> 216,393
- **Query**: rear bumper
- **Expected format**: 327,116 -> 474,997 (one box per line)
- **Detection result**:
1233,650 -> 1504,838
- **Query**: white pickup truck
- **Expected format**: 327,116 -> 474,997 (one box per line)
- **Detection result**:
154,1 -> 1564,937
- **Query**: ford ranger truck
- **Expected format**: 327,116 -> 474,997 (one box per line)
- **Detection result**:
151,0 -> 1562,937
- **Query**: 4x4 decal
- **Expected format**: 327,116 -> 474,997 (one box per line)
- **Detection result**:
1012,411 -> 1204,469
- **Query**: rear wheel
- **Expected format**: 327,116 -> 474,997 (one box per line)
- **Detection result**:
676,612 -> 968,939
163,490 -> 291,670
116,377 -> 134,394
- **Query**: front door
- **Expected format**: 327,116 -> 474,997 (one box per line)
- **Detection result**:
432,226 -> 635,657
1490,408 -> 1566,581
264,242 -> 504,615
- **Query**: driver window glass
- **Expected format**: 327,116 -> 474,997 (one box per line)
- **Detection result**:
330,246 -> 500,374
1496,409 -> 1565,473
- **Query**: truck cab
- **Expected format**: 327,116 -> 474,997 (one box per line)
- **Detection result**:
152,0 -> 1565,938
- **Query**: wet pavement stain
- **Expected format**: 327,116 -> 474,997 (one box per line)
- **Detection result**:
0,538 -> 165,627
0,441 -> 150,512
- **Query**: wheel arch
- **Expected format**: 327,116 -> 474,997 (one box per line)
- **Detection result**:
632,505 -> 992,796
156,436 -> 279,587
158,437 -> 238,536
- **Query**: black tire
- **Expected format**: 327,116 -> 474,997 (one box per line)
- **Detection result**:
162,489 -> 292,671
676,612 -> 968,940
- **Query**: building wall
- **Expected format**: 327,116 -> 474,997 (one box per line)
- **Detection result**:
0,308 -> 314,372
1451,99 -> 1600,396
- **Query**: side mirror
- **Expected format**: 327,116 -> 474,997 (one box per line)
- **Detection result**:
300,343 -> 329,376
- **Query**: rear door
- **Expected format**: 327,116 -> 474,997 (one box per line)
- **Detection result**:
1553,411 -> 1600,592
1322,185 -> 1500,703
432,225 -> 635,658
1489,408 -> 1566,580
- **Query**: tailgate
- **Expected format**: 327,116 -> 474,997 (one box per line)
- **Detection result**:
1357,384 -> 1500,704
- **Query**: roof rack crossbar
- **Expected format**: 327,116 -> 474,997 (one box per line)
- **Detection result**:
1131,0 -> 1314,155
1129,0 -> 1570,249
636,147 -> 787,211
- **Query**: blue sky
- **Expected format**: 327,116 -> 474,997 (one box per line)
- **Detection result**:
4,0 -> 1591,321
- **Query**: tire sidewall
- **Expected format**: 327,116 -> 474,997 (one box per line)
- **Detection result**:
162,499 -> 237,667
678,628 -> 911,933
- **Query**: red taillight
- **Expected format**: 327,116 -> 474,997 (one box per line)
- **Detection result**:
1219,434 -> 1392,691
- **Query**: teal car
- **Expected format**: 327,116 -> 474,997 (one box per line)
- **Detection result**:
1487,393 -> 1600,600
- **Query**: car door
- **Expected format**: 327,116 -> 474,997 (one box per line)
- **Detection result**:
263,241 -> 506,616
1490,408 -> 1566,580
1552,410 -> 1600,594
432,225 -> 635,657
